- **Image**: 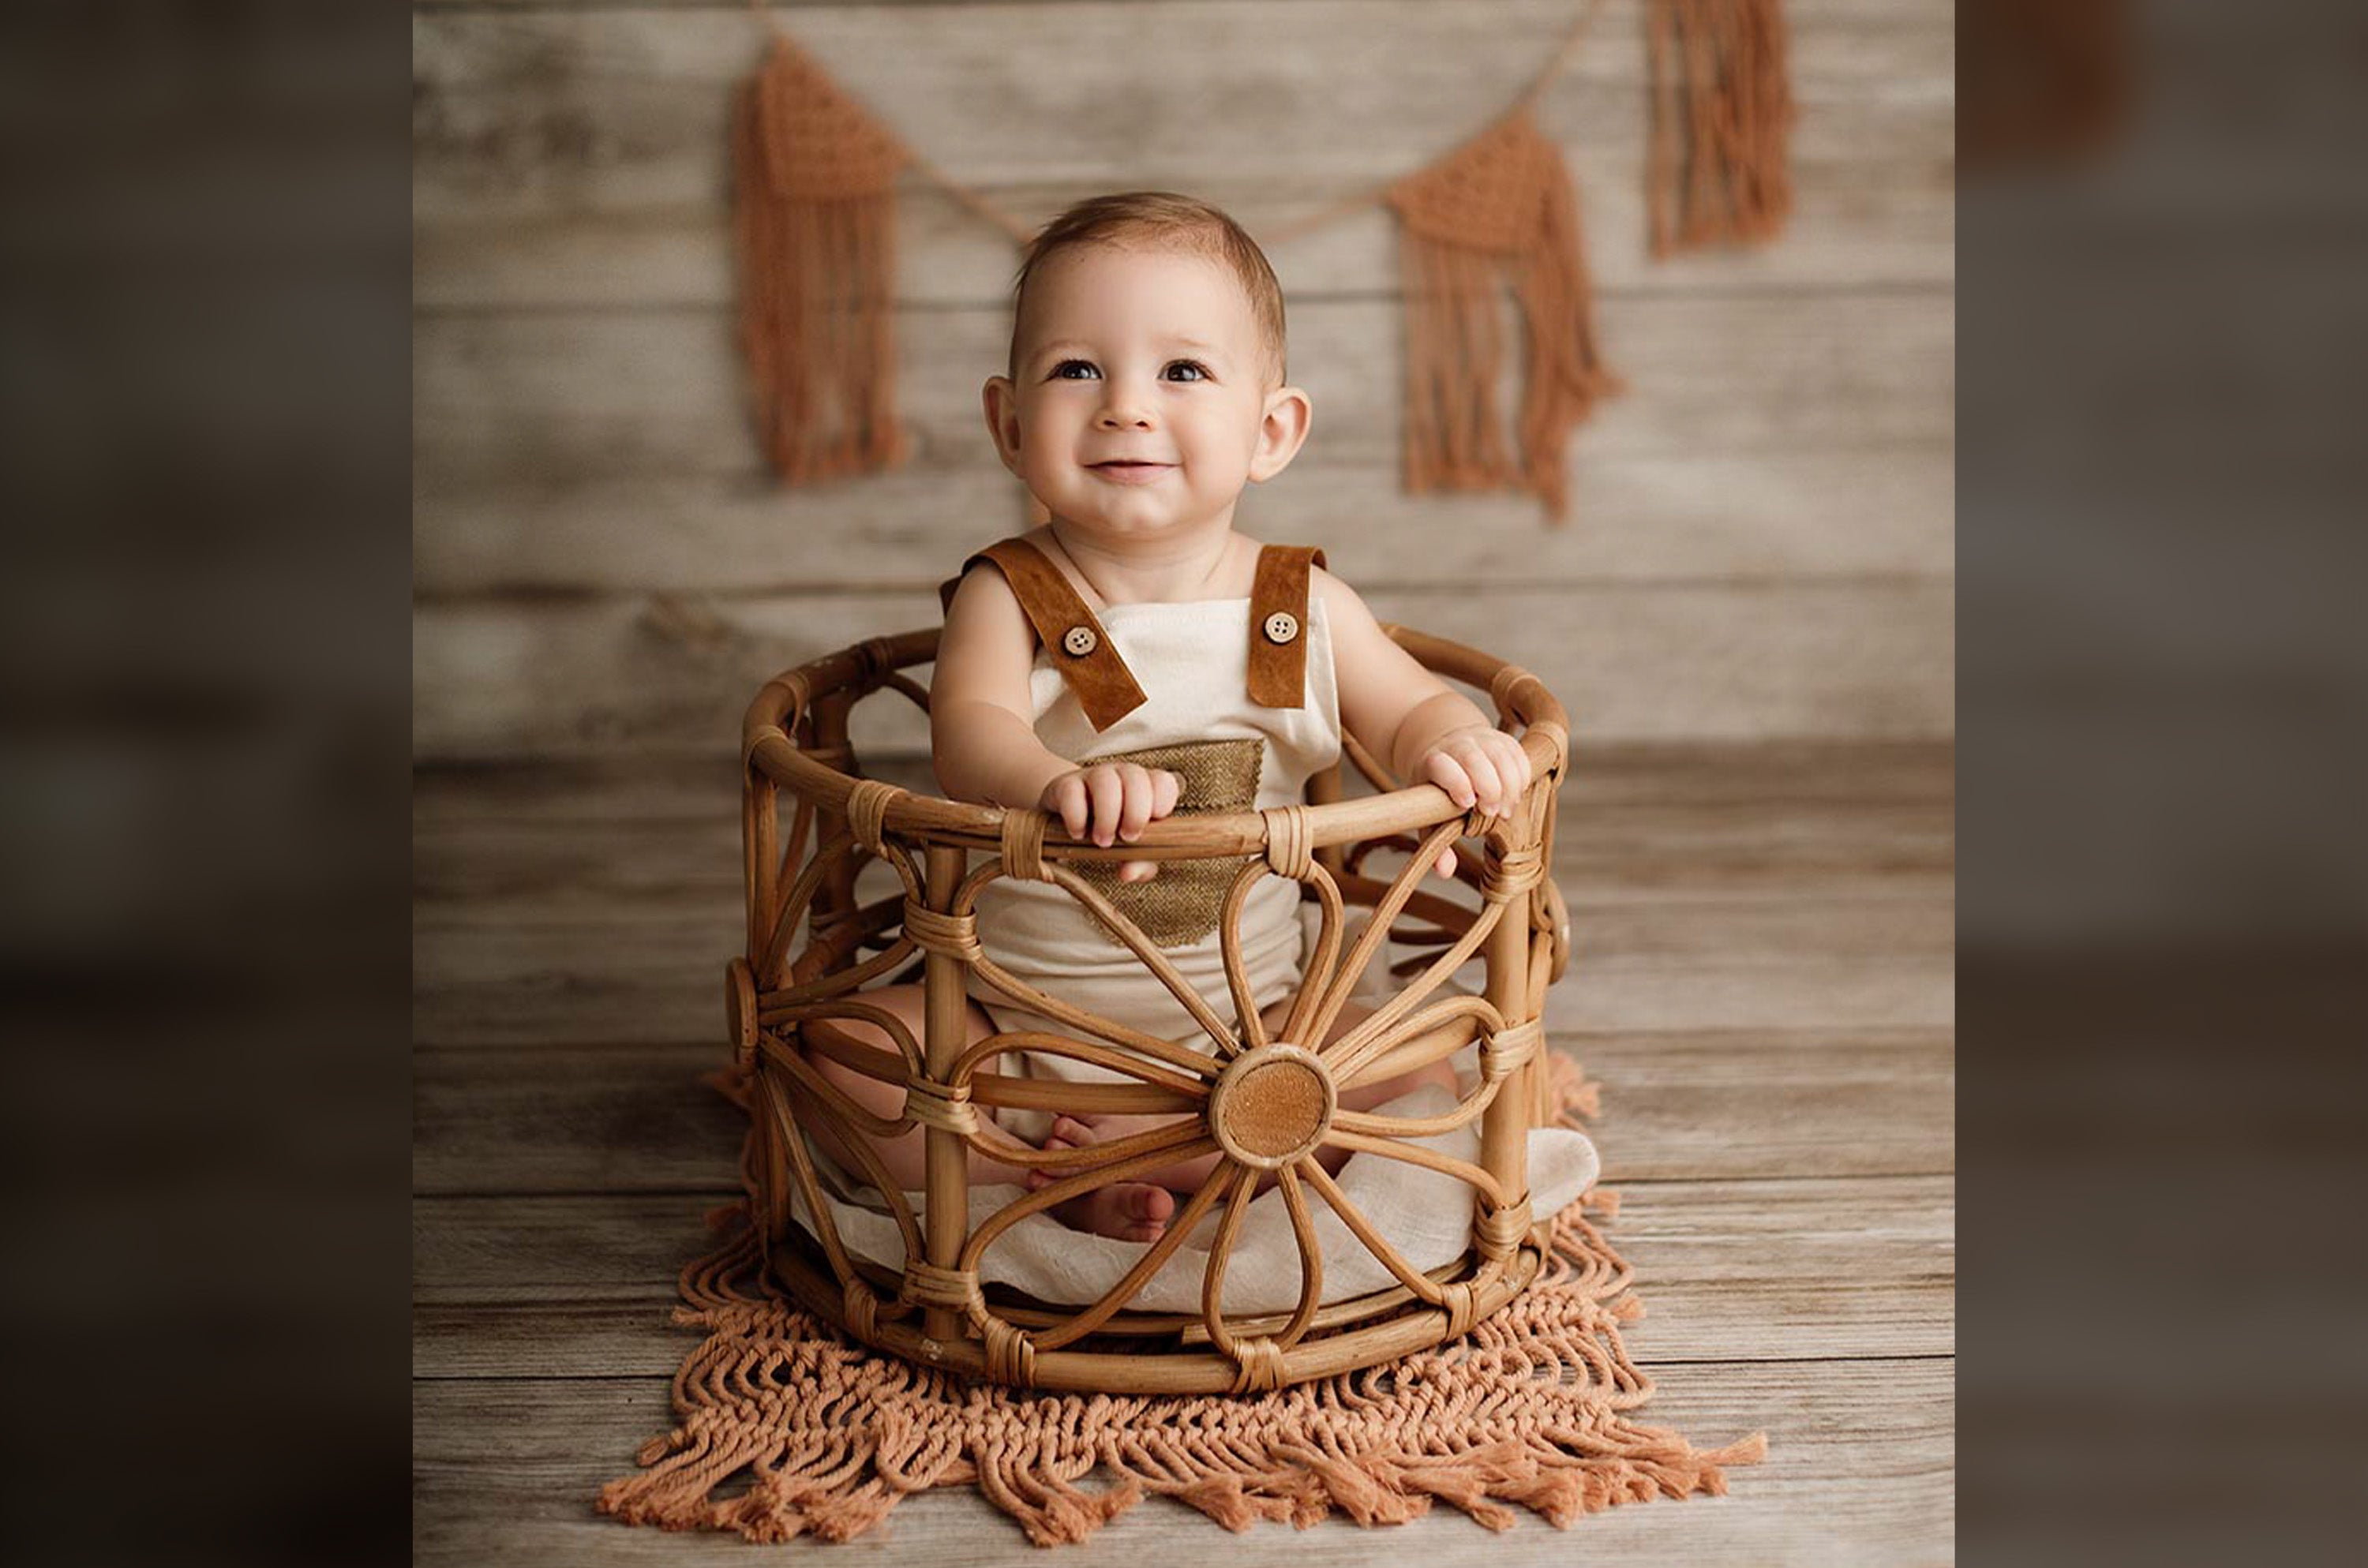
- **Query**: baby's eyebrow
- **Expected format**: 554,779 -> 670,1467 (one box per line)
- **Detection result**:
1021,336 -> 1233,368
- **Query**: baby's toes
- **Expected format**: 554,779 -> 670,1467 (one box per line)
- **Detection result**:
1025,1128 -> 1080,1189
1050,1115 -> 1098,1148
1118,1184 -> 1175,1243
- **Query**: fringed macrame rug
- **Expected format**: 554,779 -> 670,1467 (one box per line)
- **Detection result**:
598,1057 -> 1765,1546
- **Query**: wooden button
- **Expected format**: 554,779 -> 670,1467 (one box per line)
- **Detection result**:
1262,611 -> 1300,645
1061,625 -> 1099,657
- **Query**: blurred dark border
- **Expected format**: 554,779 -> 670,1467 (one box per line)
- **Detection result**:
1961,0 -> 2367,1561
0,8 -> 410,1565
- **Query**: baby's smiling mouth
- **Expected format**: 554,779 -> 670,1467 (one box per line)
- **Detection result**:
1088,459 -> 1175,484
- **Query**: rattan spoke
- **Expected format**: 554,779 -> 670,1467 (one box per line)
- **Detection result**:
1196,1164 -> 1263,1353
760,937 -> 918,1012
1340,727 -> 1399,793
969,1110 -> 1207,1175
950,1031 -> 1213,1102
1272,1163 -> 1326,1348
878,671 -> 931,713
951,865 -> 1236,1080
1321,1128 -> 1507,1209
1305,814 -> 1466,1054
1278,863 -> 1347,1046
960,1132 -> 1222,1266
760,829 -> 853,983
1032,1165 -> 1239,1350
1216,862 -> 1272,1057
762,997 -> 924,1071
1297,1157 -> 1448,1305
1327,954 -> 1507,1085
1043,864 -> 1241,1053
759,1059 -> 919,1302
1331,1080 -> 1501,1140
961,958 -> 1233,1081
759,1032 -> 909,1142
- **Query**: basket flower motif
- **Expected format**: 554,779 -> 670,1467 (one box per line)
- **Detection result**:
728,627 -> 1572,1396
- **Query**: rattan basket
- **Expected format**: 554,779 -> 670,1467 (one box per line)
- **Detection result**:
728,623 -> 1572,1395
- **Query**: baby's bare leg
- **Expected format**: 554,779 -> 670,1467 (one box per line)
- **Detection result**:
803,987 -> 1177,1241
801,984 -> 1037,1189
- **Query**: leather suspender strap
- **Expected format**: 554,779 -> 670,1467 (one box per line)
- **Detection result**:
1246,544 -> 1327,709
938,536 -> 1148,732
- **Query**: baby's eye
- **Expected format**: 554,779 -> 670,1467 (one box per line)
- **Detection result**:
1163,360 -> 1210,383
1049,359 -> 1100,380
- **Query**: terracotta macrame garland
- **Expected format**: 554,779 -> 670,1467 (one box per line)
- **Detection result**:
598,1057 -> 1766,1545
735,34 -> 910,482
726,4 -> 1797,509
1646,0 -> 1797,255
1386,110 -> 1623,522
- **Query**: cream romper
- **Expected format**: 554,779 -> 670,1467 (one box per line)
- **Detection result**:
937,536 -> 1341,1143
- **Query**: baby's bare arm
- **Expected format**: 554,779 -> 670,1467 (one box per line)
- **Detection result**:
931,567 -> 1074,807
932,567 -> 1182,870
1317,568 -> 1533,820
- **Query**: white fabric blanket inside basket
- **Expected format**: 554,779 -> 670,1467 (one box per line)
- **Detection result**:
789,1080 -> 1598,1315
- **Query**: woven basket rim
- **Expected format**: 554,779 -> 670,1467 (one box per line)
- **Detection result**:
740,622 -> 1569,859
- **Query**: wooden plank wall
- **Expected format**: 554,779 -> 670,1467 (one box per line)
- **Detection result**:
413,0 -> 1954,762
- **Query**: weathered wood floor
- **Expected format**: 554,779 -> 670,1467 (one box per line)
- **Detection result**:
414,740 -> 1955,1563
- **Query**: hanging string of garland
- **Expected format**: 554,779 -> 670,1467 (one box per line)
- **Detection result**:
733,1 -> 1791,523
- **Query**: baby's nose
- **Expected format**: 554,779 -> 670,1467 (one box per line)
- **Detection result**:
1095,397 -> 1154,429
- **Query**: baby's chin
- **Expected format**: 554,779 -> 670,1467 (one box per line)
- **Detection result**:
1039,487 -> 1227,536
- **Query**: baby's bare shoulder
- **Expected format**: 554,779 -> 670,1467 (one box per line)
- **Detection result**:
944,552 -> 1026,621
938,557 -> 1040,688
1309,562 -> 1381,630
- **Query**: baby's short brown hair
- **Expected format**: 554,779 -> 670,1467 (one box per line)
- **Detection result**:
1010,191 -> 1288,383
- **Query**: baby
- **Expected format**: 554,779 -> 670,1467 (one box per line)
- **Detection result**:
808,192 -> 1532,1243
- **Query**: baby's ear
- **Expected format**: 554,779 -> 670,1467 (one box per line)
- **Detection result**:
1250,384 -> 1312,484
981,376 -> 1023,473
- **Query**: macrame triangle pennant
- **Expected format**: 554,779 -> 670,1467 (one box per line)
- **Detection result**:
1386,110 -> 1621,522
723,5 -> 1798,518
735,34 -> 911,483
1646,0 -> 1797,254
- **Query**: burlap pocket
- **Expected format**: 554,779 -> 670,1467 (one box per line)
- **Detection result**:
1071,737 -> 1265,950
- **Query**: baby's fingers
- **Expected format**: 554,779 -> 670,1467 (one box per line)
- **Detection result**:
1474,736 -> 1531,817
1451,742 -> 1505,815
1114,763 -> 1158,844
1432,845 -> 1458,879
1149,769 -> 1183,819
1117,859 -> 1161,884
1490,734 -> 1534,801
1044,775 -> 1091,839
1423,751 -> 1477,810
1084,767 -> 1124,846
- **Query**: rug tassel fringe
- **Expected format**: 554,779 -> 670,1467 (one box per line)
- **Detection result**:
976,1436 -> 1145,1547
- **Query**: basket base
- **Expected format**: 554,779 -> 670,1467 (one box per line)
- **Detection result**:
764,1221 -> 1547,1395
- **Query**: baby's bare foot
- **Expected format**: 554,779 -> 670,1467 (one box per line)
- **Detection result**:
1055,1180 -> 1177,1243
1025,1115 -> 1182,1241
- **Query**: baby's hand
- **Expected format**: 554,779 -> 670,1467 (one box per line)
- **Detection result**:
1419,723 -> 1534,818
1040,764 -> 1184,884
1416,724 -> 1534,879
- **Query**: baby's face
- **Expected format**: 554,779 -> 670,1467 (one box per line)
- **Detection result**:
986,244 -> 1300,543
